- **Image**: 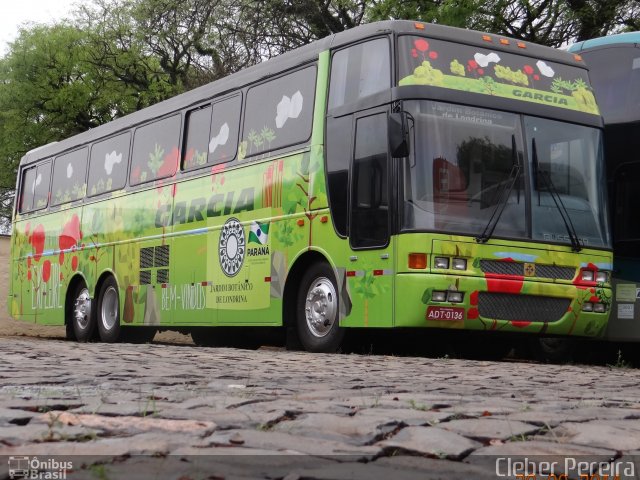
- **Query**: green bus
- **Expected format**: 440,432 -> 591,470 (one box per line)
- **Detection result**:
9,21 -> 612,353
568,33 -> 640,359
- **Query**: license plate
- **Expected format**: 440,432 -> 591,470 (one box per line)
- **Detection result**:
426,306 -> 465,321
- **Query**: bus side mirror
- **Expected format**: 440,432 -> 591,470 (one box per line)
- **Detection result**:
389,112 -> 410,158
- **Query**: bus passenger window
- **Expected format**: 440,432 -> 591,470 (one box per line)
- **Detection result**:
210,95 -> 241,165
328,38 -> 390,110
88,132 -> 130,196
242,67 -> 316,158
20,162 -> 51,213
52,148 -> 88,205
130,114 -> 181,185
19,167 -> 36,213
183,105 -> 212,170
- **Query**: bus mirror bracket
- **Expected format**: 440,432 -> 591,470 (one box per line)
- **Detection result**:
389,112 -> 410,158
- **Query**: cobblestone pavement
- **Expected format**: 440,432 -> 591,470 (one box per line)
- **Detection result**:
1,337 -> 640,479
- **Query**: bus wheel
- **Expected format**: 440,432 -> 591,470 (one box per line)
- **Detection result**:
71,282 -> 95,342
97,277 -> 121,343
296,263 -> 344,353
528,337 -> 576,363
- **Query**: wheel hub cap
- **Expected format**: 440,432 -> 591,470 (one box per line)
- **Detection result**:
101,286 -> 119,331
74,288 -> 92,330
305,277 -> 337,338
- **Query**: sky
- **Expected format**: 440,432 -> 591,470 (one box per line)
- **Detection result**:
1,0 -> 76,54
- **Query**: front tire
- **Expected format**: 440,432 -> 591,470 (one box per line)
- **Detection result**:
296,263 -> 344,353
97,277 -> 121,343
71,282 -> 95,342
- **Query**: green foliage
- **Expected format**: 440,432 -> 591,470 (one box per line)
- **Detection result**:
494,64 -> 529,86
450,59 -> 465,77
147,144 -> 165,175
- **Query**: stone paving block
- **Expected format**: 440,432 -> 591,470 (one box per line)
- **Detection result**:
544,420 -> 640,450
440,398 -> 535,416
353,406 -> 451,426
42,410 -> 217,437
202,428 -> 381,457
1,422 -> 100,445
273,412 -> 396,445
439,418 -> 541,441
508,406 -> 640,426
378,426 -> 482,459
0,405 -> 36,425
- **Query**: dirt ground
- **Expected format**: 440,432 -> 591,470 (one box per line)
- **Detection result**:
0,235 -> 192,343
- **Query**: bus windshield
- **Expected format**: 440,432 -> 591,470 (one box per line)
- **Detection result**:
581,45 -> 640,124
402,100 -> 611,249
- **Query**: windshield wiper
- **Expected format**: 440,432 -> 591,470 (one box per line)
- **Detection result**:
532,138 -> 582,252
476,135 -> 521,244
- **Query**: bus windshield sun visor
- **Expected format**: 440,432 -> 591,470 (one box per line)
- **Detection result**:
531,137 -> 583,252
475,135 -> 521,244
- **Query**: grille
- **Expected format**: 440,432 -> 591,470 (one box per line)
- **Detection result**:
157,269 -> 169,284
478,292 -> 570,323
535,265 -> 575,280
480,260 -> 522,276
480,260 -> 575,280
139,270 -> 152,285
140,247 -> 154,269
155,245 -> 170,267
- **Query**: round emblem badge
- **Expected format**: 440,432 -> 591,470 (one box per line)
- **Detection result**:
218,217 -> 245,277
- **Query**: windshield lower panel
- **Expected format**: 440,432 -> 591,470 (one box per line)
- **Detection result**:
402,100 -> 611,249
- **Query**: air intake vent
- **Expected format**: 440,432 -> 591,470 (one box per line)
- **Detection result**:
140,247 -> 154,269
155,245 -> 170,267
156,269 -> 169,284
140,270 -> 152,285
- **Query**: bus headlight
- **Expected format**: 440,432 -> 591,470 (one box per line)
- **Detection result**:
432,291 -> 447,302
581,270 -> 594,282
434,257 -> 449,269
595,272 -> 609,283
447,291 -> 464,303
452,258 -> 467,270
593,303 -> 607,313
582,302 -> 594,312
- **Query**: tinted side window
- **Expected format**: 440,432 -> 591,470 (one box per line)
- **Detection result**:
183,105 -> 212,170
242,66 -> 316,159
582,46 -> 640,124
325,115 -> 352,236
131,115 -> 181,185
89,132 -> 130,196
350,113 -> 389,248
19,167 -> 37,213
328,38 -> 391,110
52,148 -> 88,205
33,162 -> 51,211
20,162 -> 52,213
210,95 -> 241,164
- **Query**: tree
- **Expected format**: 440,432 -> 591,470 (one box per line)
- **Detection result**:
0,25 -> 109,223
368,0 -> 640,47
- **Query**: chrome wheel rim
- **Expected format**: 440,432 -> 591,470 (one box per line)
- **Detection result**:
73,287 -> 92,330
101,286 -> 119,331
304,277 -> 337,338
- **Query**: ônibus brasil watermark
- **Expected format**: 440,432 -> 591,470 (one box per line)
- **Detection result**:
8,456 -> 72,479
